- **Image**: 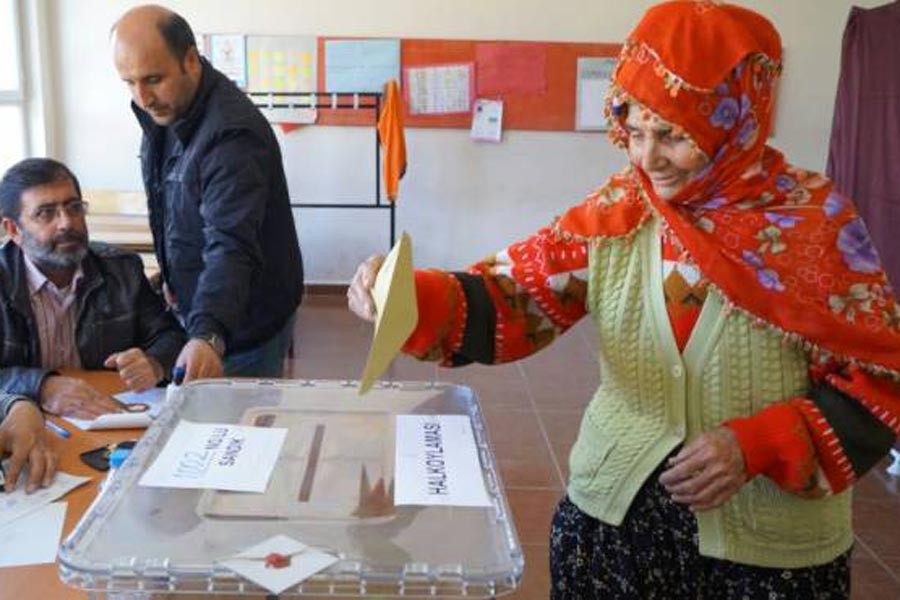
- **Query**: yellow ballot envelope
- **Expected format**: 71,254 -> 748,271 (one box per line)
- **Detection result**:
358,232 -> 418,395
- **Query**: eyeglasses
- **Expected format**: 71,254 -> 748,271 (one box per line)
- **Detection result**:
29,200 -> 90,224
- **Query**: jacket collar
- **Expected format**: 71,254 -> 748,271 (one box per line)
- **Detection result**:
132,57 -> 221,146
22,252 -> 84,298
0,241 -> 105,316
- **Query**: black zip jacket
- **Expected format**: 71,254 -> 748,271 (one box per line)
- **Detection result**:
135,59 -> 303,352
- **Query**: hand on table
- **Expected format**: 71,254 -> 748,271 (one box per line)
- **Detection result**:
347,254 -> 385,322
659,427 -> 747,511
39,375 -> 123,420
0,400 -> 58,493
104,347 -> 164,392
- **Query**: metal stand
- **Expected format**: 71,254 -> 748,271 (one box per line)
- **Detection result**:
249,91 -> 395,249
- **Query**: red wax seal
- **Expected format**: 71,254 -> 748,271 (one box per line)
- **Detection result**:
264,552 -> 291,569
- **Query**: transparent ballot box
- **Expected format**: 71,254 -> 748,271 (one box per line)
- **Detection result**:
59,380 -> 523,598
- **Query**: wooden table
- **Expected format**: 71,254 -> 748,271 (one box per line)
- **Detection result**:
0,370 -> 134,600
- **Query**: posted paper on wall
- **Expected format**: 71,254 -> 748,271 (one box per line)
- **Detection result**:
576,57 -> 617,131
394,415 -> 491,507
475,42 -> 547,95
140,422 -> 287,492
325,39 -> 400,93
404,63 -> 474,115
210,34 -> 247,88
247,35 -> 317,93
471,99 -> 503,142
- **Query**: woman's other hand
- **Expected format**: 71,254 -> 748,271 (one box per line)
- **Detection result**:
659,427 -> 747,512
347,254 -> 385,322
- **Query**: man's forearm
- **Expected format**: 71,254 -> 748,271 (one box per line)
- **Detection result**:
0,392 -> 37,419
0,367 -> 52,403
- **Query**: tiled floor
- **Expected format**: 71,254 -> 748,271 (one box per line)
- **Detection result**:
288,294 -> 900,599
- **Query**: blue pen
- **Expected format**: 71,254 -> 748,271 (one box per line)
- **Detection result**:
45,419 -> 71,439
172,365 -> 186,385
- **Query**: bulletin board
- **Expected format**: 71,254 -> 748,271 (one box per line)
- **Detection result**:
314,37 -> 620,131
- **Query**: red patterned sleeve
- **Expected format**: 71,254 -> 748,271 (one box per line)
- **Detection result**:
401,223 -> 590,366
726,361 -> 900,497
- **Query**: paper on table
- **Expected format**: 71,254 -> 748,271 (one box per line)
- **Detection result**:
67,412 -> 152,431
0,502 -> 67,568
139,421 -> 287,492
358,232 -> 418,395
394,414 -> 492,507
0,470 -> 90,529
220,534 -> 337,594
65,387 -> 166,431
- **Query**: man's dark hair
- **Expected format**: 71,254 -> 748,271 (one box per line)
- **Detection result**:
0,158 -> 82,220
158,11 -> 196,64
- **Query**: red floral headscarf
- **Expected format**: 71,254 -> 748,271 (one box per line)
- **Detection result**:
560,0 -> 900,377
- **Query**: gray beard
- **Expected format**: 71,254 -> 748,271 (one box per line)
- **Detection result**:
20,229 -> 88,271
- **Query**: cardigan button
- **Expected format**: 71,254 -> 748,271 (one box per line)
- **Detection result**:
671,365 -> 684,378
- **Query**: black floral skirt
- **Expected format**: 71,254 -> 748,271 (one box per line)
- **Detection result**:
549,468 -> 851,600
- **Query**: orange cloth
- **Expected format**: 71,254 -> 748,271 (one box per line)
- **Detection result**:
558,0 -> 900,378
377,79 -> 407,203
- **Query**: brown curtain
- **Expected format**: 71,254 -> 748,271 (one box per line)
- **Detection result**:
827,2 -> 900,288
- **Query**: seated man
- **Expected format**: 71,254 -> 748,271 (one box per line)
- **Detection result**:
0,393 -> 56,493
0,158 -> 186,419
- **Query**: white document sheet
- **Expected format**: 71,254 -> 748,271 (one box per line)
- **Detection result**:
220,534 -> 337,594
0,501 -> 67,568
65,387 -> 167,431
576,57 -> 617,131
210,34 -> 247,88
0,470 -> 90,529
324,38 -> 400,93
405,63 -> 473,115
394,415 -> 492,507
246,35 -> 317,93
471,98 -> 504,142
139,422 -> 287,492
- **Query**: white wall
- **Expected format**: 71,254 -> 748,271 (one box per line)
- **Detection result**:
44,0 -> 885,283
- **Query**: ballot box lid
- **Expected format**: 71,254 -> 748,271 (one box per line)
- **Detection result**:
59,380 -> 523,597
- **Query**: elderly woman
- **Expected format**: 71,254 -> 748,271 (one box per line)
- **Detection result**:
348,2 -> 900,598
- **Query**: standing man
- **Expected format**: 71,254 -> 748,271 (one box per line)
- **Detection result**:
111,5 -> 303,381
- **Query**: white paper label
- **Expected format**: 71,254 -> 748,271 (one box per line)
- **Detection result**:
394,414 -> 492,507
139,422 -> 287,492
